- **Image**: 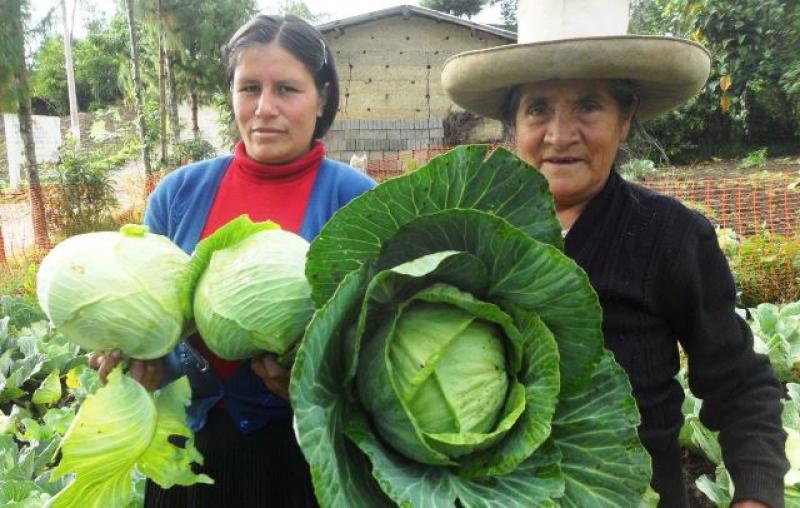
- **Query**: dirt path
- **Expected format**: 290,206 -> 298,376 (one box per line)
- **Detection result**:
0,105 -> 226,258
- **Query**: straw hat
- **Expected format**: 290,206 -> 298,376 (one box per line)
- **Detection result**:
441,0 -> 711,121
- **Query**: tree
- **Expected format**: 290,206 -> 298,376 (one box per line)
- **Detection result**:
169,0 -> 257,137
420,0 -> 488,19
29,19 -> 128,115
489,0 -> 516,29
631,0 -> 800,160
61,0 -> 80,143
4,0 -> 51,250
278,0 -> 328,23
125,0 -> 154,192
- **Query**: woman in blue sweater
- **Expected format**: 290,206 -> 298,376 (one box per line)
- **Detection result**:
92,14 -> 374,507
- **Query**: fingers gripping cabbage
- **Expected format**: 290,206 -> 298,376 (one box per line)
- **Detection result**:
291,145 -> 652,507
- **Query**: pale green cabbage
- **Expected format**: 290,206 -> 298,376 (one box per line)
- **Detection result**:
186,217 -> 314,362
36,224 -> 190,359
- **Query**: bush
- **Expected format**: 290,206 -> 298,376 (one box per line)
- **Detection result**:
164,138 -> 216,170
620,158 -> 657,181
0,256 -> 40,304
41,127 -> 138,238
738,147 -> 768,169
732,230 -> 800,307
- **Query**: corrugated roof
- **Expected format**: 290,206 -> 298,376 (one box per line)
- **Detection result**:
316,4 -> 516,41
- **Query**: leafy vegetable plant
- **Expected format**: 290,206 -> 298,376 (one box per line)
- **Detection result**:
750,301 -> 800,382
291,145 -> 652,507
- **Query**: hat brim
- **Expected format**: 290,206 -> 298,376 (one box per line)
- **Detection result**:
441,35 -> 711,121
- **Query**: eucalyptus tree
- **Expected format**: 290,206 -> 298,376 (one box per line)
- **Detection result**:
124,0 -> 154,188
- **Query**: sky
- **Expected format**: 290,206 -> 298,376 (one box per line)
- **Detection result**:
32,0 -> 505,40
258,0 -> 505,25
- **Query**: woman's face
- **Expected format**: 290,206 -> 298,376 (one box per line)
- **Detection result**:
514,79 -> 632,210
232,43 -> 324,164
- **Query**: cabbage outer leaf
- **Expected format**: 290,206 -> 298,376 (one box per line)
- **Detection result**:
181,215 -> 280,320
551,351 -> 651,507
47,369 -> 210,507
137,376 -> 213,487
306,145 -> 562,306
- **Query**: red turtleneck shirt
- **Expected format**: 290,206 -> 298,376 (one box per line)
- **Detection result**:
194,141 -> 324,381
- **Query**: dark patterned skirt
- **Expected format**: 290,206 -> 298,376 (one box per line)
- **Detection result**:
145,408 -> 318,508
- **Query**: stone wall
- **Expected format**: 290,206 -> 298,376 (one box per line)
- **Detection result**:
324,117 -> 444,163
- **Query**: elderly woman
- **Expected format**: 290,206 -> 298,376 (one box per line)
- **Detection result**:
442,1 -> 787,507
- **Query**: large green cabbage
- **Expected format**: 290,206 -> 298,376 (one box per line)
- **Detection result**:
291,145 -> 652,507
36,224 -> 189,359
183,216 -> 314,363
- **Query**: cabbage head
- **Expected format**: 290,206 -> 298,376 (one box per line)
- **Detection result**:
291,145 -> 652,507
183,216 -> 314,363
36,224 -> 190,359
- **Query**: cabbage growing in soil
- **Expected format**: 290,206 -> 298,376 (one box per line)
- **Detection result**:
37,224 -> 189,359
290,145 -> 653,507
183,217 -> 314,364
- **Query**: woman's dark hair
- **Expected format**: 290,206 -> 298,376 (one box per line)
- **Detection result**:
222,14 -> 339,139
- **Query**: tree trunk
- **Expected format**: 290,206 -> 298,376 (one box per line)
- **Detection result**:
167,49 -> 180,144
61,0 -> 80,144
11,0 -> 50,250
191,92 -> 199,139
157,0 -> 168,165
125,0 -> 154,195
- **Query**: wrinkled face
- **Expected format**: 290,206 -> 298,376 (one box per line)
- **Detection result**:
514,79 -> 632,210
232,43 -> 324,164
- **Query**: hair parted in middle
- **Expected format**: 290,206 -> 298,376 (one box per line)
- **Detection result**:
222,14 -> 339,139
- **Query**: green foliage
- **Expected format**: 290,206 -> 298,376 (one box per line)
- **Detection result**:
732,230 -> 800,307
29,18 -> 129,115
0,296 -> 44,332
0,313 -> 92,506
0,304 -> 155,506
633,0 -> 800,162
420,0 -> 488,18
40,129 -> 140,238
738,147 -> 768,169
677,369 -> 722,465
278,0 -> 327,22
0,260 -> 40,307
0,0 -> 26,111
489,0 -> 517,29
165,138 -> 216,169
619,158 -> 657,181
749,302 -> 800,383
